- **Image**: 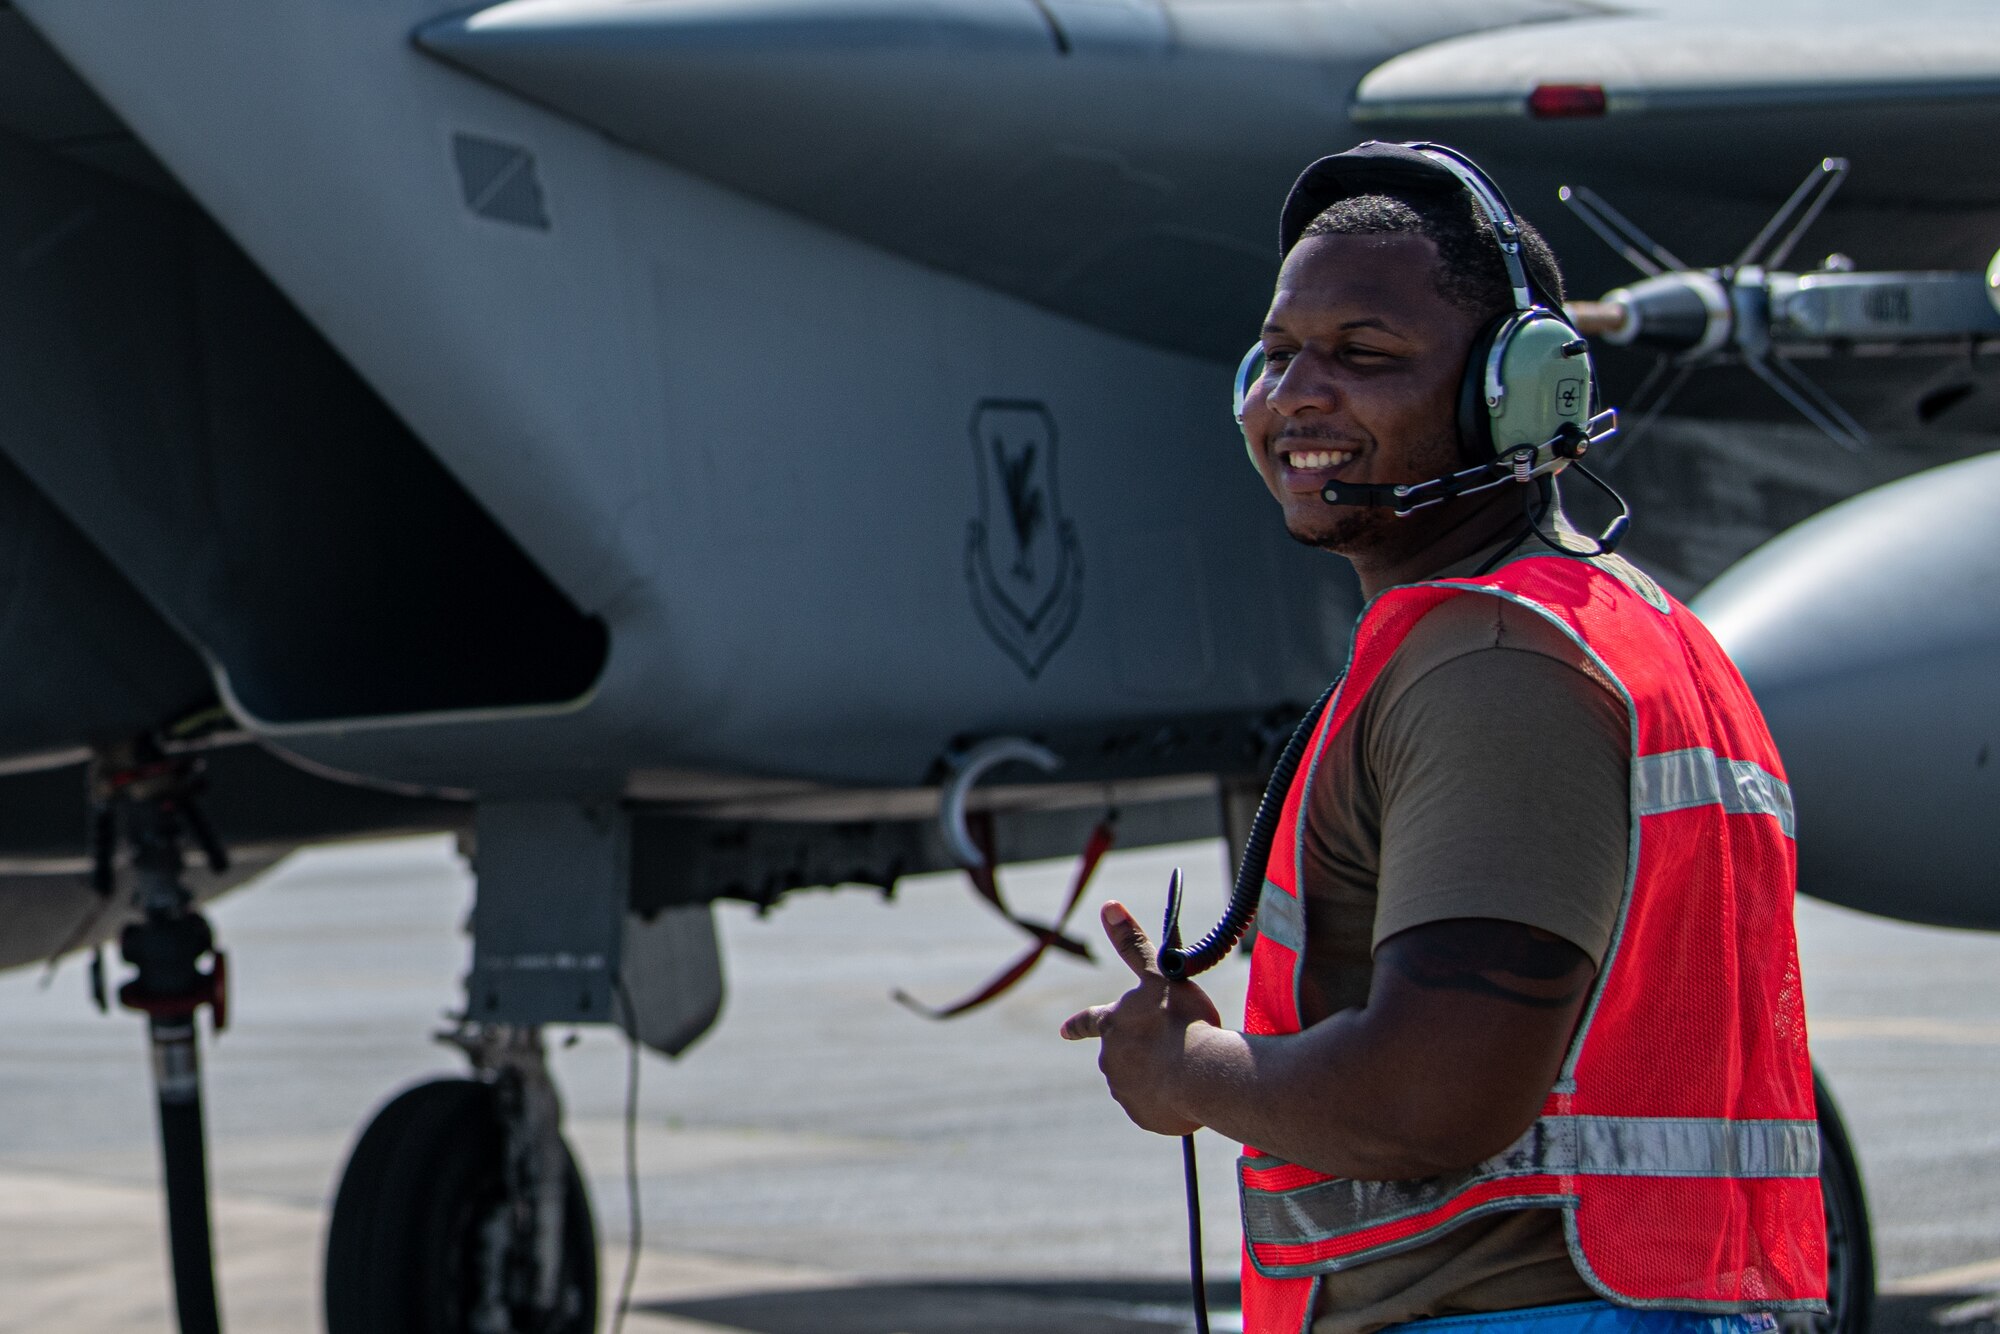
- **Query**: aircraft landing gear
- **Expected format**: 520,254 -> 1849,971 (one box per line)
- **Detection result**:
324,1025 -> 598,1334
323,801 -> 727,1333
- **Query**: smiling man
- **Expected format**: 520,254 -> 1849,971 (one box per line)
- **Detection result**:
1062,143 -> 1826,1334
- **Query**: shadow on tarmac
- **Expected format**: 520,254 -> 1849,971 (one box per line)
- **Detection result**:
643,1277 -> 1242,1332
1879,1290 -> 2000,1334
648,1283 -> 2000,1334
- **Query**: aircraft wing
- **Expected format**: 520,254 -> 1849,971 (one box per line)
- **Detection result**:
1353,9 -> 2000,207
421,0 -> 2000,360
412,0 -> 1604,361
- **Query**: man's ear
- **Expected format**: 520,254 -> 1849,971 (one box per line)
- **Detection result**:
1453,311 -> 1509,466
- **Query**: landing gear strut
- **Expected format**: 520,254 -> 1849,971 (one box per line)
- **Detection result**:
95,741 -> 231,1334
325,1026 -> 597,1334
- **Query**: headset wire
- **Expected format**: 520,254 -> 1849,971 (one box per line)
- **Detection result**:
1183,1132 -> 1212,1334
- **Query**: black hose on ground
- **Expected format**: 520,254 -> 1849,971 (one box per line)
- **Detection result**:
150,1017 -> 221,1334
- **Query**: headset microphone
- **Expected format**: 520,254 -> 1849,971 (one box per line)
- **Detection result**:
1316,413 -> 1613,513
1317,411 -> 1631,557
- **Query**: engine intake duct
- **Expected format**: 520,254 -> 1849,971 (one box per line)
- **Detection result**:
0,130 -> 607,727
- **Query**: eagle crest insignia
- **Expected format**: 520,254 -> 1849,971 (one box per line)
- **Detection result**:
965,400 -> 1082,679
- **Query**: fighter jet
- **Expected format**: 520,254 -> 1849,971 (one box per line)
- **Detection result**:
2,0 -> 1997,1330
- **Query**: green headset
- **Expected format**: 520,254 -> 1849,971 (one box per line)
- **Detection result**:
1233,140 -> 1624,546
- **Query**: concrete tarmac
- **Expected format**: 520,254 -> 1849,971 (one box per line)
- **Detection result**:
1,834 -> 1997,1333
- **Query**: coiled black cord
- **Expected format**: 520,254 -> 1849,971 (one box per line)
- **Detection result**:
1159,680 -> 1335,1334
1158,678 -> 1339,981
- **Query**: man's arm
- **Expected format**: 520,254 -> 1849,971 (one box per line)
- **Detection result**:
1064,907 -> 1593,1180
1184,916 -> 1591,1177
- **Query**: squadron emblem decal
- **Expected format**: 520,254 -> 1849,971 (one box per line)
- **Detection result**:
965,400 -> 1082,679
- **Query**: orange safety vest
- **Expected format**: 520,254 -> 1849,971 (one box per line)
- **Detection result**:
1239,555 -> 1827,1334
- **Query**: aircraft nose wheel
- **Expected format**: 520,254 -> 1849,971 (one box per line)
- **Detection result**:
324,1074 -> 598,1334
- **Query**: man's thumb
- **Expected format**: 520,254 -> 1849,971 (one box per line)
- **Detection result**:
1101,901 -> 1159,978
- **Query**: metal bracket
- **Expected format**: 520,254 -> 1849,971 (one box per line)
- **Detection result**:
937,737 -> 1061,869
465,802 -> 627,1026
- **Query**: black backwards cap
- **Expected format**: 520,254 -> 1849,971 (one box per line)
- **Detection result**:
1277,140 -> 1557,313
1277,141 -> 1473,256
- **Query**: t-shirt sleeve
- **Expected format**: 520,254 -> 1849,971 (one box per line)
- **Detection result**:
1367,628 -> 1630,967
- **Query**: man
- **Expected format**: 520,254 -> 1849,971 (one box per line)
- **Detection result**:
1061,143 -> 1825,1334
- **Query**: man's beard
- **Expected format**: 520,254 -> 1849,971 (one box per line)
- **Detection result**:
1281,422 -> 1464,556
1285,502 -> 1394,554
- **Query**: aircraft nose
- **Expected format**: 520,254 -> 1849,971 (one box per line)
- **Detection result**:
1691,450 -> 2000,929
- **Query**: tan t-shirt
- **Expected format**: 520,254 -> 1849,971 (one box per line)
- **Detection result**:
1298,536 -> 1654,1334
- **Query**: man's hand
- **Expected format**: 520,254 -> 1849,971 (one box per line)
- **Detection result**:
1059,901 -> 1223,1136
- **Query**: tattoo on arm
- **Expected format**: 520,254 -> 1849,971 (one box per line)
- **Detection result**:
1381,919 -> 1595,1010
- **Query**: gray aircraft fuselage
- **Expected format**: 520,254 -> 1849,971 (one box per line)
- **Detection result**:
1,0 -> 1997,955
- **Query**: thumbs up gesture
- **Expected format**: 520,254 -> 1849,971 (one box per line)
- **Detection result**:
1060,901 -> 1223,1136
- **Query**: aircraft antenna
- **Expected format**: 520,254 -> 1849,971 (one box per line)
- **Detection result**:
1597,358 -> 1697,472
1559,184 -> 1689,276
1744,351 -> 1868,451
1736,157 -> 1849,270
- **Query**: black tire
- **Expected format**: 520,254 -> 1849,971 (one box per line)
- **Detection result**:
1783,1069 -> 1875,1334
324,1077 -> 598,1334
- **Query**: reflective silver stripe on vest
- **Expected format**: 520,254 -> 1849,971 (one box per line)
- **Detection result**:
1257,879 -> 1305,954
1240,1115 -> 1818,1246
1635,748 -> 1796,839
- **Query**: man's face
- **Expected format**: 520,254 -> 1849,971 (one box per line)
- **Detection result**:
1241,232 -> 1485,557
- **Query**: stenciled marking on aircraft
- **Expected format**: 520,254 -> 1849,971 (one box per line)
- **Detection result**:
964,399 -> 1082,679
450,132 -> 551,230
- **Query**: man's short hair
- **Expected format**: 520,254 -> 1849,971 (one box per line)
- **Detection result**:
1299,192 -> 1565,325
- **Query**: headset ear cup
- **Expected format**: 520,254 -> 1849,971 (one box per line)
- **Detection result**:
1456,315 -> 1508,463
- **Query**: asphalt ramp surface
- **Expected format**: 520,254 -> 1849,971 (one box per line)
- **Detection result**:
1,834 -> 1998,1332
